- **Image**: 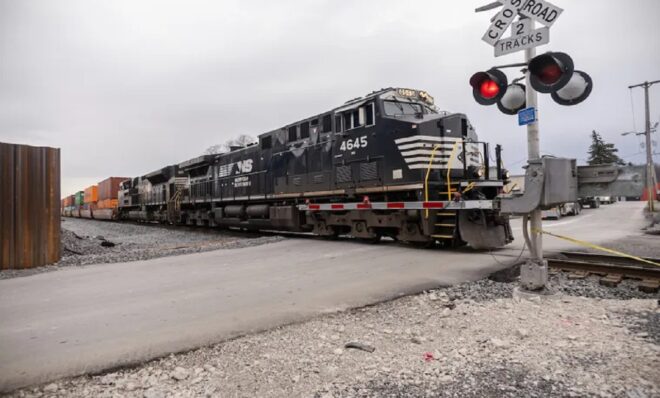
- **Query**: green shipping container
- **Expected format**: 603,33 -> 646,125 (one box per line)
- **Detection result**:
74,191 -> 85,206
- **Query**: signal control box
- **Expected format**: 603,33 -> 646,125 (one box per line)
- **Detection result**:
500,157 -> 577,215
541,157 -> 578,207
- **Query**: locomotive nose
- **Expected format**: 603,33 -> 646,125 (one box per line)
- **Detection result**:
415,113 -> 467,139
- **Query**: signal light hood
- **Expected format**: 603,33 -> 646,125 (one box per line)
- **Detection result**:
528,52 -> 574,94
551,70 -> 593,106
497,83 -> 526,115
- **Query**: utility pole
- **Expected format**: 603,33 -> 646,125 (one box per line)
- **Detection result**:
629,80 -> 660,212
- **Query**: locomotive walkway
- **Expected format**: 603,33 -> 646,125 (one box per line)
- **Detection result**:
0,202 -> 646,392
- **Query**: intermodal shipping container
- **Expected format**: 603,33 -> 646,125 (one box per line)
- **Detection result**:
98,177 -> 129,200
74,191 -> 84,206
62,195 -> 72,208
84,185 -> 98,204
97,198 -> 119,209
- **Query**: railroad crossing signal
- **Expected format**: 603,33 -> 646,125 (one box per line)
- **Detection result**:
528,51 -> 573,93
469,51 -> 593,113
528,52 -> 593,106
470,69 -> 528,114
475,0 -> 590,292
469,68 -> 508,105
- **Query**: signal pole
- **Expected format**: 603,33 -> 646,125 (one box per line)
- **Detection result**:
629,80 -> 660,212
475,1 -> 585,291
519,20 -> 548,290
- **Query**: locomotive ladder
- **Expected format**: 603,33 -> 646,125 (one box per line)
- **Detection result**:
423,141 -> 463,245
430,209 -> 459,244
167,189 -> 182,224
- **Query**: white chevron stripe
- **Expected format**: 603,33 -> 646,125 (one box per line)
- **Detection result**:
400,149 -> 453,157
397,142 -> 458,151
394,135 -> 461,144
403,156 -> 455,164
394,135 -> 485,170
408,163 -> 452,170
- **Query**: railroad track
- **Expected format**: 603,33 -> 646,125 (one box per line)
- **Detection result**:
548,251 -> 660,293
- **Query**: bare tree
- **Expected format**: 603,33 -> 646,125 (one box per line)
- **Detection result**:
203,135 -> 257,155
203,144 -> 227,155
227,134 -> 257,147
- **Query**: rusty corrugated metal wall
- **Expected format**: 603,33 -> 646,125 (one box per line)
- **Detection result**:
0,142 -> 61,269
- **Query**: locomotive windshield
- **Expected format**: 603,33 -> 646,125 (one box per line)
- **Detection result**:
383,100 -> 437,116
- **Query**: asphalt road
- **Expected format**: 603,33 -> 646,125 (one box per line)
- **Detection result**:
0,201 -> 646,391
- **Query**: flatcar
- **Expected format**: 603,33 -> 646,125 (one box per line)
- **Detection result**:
112,88 -> 513,249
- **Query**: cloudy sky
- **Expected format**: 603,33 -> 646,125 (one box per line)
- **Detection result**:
1,0 -> 659,196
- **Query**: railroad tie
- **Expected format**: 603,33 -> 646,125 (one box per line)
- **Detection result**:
638,279 -> 660,294
567,270 -> 589,280
599,274 -> 623,287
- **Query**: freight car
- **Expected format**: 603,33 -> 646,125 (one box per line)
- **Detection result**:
114,88 -> 513,249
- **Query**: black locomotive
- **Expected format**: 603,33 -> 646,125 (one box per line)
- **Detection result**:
118,88 -> 513,249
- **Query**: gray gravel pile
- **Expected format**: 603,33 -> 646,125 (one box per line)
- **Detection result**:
0,218 -> 282,279
548,272 -> 659,300
436,272 -> 658,303
622,309 -> 660,345
9,282 -> 658,398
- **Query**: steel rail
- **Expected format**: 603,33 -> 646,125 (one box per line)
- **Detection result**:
548,255 -> 660,281
559,251 -> 660,269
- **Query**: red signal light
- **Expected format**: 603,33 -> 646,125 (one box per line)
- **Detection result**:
479,80 -> 500,99
528,52 -> 574,93
539,64 -> 562,84
469,68 -> 507,105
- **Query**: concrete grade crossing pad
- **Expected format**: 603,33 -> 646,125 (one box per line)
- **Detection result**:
0,202 -> 646,392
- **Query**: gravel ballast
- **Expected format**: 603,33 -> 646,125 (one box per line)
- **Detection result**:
3,212 -> 659,396
0,218 -> 282,279
8,277 -> 658,398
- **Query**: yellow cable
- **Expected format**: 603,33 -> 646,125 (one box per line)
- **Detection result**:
505,183 -> 519,194
533,228 -> 660,267
462,181 -> 476,194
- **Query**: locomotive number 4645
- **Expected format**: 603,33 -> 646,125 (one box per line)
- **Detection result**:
339,136 -> 368,152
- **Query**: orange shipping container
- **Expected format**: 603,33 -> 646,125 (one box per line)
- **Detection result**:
98,177 -> 129,201
84,185 -> 98,204
97,199 -> 118,209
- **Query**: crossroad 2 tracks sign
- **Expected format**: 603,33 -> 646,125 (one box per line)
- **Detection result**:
481,0 -> 563,57
494,21 -> 549,57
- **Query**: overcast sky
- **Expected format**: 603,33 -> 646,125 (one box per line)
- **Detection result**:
1,0 -> 659,196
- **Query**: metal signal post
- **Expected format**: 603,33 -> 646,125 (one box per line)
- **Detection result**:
522,23 -> 546,284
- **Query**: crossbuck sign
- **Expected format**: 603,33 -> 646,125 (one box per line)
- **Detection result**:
481,0 -> 563,57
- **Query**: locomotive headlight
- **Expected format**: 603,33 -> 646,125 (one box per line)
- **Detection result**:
469,166 -> 484,178
504,170 -> 510,180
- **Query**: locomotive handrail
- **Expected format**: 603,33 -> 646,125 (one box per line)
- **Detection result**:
446,141 -> 461,201
423,140 -> 461,218
423,143 -> 442,218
